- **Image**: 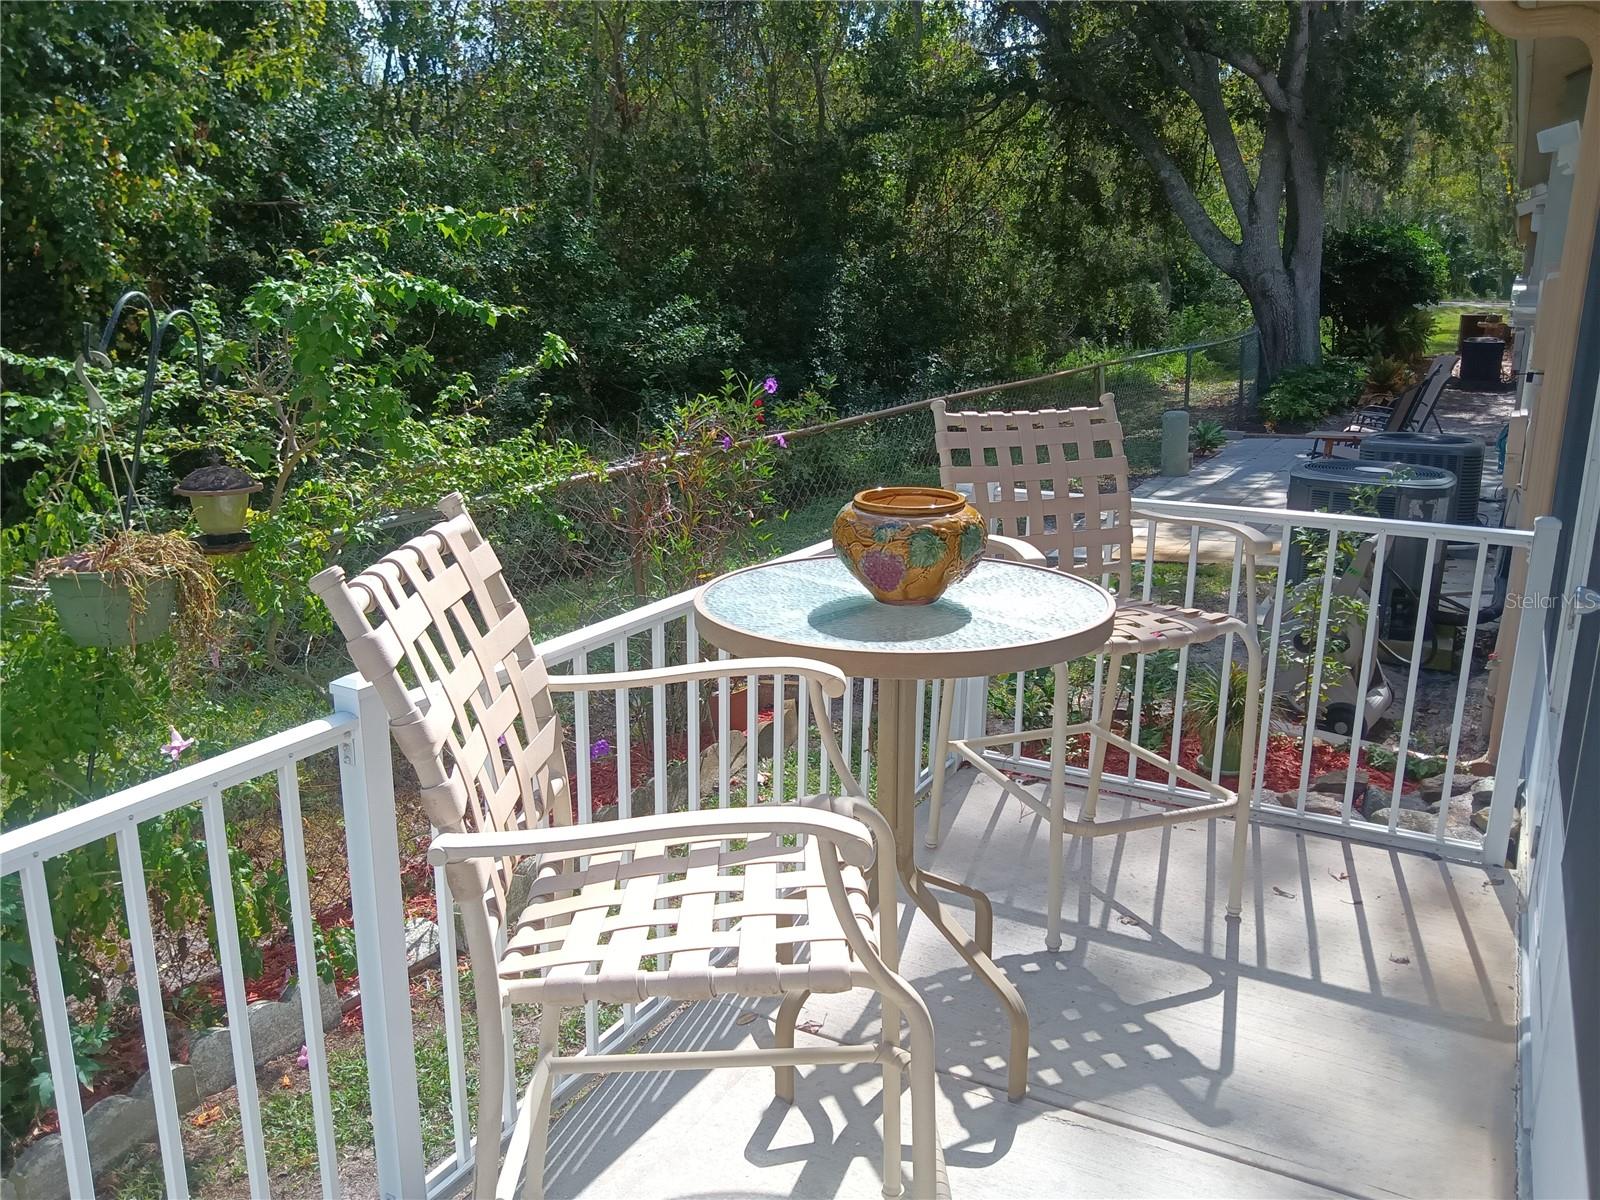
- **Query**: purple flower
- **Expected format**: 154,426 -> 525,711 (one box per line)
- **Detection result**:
720,434 -> 733,450
295,1044 -> 310,1070
590,738 -> 612,761
858,550 -> 906,592
763,376 -> 778,395
774,434 -> 788,449
160,727 -> 195,763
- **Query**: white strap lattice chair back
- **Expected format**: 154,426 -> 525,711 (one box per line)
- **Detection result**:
311,492 -> 570,935
932,394 -> 1135,593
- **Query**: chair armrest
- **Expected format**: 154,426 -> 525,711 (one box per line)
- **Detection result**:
548,657 -> 848,701
986,534 -> 1046,564
1131,506 -> 1272,557
427,803 -> 879,870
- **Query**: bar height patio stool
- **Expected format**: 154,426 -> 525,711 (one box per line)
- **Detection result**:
312,493 -> 942,1200
924,397 -> 1267,943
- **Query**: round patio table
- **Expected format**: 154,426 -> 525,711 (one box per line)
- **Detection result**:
694,553 -> 1116,1101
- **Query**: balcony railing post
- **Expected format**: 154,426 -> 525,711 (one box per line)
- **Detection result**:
331,672 -> 428,1200
1483,515 -> 1562,867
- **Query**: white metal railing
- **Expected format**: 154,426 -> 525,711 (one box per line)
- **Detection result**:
0,504 -> 1558,1199
0,705 -> 362,1200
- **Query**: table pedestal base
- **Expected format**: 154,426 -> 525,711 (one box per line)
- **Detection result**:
878,678 -> 1028,1102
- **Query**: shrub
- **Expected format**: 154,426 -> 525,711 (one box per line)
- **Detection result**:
1258,358 -> 1365,427
1322,221 -> 1446,352
1190,418 -> 1228,457
1365,356 -> 1413,397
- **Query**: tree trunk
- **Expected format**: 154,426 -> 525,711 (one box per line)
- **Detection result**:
1242,267 -> 1300,389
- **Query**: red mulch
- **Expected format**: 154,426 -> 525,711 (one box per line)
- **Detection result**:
1016,729 -> 1411,797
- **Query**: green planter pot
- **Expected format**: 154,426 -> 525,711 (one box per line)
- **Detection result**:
46,571 -> 177,647
1196,725 -> 1244,775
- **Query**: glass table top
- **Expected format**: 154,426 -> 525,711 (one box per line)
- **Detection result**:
695,555 -> 1115,677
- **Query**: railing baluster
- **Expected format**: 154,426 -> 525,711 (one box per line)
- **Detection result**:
860,677 -> 874,788
1255,521 -> 1293,799
1294,527 -> 1343,811
1210,542 -> 1244,787
21,862 -> 95,1199
434,865 -> 475,1167
1340,534 -> 1391,824
773,673 -> 786,804
1434,544 -> 1490,841
797,671 -> 811,797
718,649 -> 732,807
746,671 -> 759,807
686,612 -> 701,811
1168,528 -> 1201,787
202,784 -> 272,1196
1387,539 -> 1441,833
277,763 -> 341,1198
117,824 -> 190,1200
613,636 -> 631,819
651,623 -> 668,815
573,649 -> 593,824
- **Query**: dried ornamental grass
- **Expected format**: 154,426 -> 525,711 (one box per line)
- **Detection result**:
38,530 -> 222,651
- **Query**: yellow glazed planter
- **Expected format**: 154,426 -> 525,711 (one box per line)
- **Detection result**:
832,486 -> 987,605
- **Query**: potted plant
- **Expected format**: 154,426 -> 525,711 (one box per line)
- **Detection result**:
174,464 -> 262,554
1186,662 -> 1253,774
39,530 -> 221,649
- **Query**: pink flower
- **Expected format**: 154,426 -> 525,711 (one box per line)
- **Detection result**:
774,434 -> 787,449
720,434 -> 733,450
763,376 -> 778,394
160,727 -> 195,763
295,1044 -> 309,1070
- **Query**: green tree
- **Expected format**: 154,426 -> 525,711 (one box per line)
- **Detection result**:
998,0 -> 1485,385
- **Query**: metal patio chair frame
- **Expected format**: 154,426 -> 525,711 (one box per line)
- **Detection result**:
1310,354 -> 1458,457
312,493 -> 940,1200
924,397 -> 1267,943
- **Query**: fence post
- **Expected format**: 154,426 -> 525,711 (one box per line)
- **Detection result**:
1482,515 -> 1562,867
1094,364 -> 1105,399
1183,348 -> 1194,409
332,672 -> 428,1200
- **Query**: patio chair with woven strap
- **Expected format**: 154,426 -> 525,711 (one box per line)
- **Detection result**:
312,494 -> 941,1200
1309,354 -> 1458,457
923,398 -> 1265,945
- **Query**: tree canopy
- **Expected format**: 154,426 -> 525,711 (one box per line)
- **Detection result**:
2,1 -> 1515,414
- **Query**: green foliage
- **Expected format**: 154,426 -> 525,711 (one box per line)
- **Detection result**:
1322,221 -> 1447,354
1259,358 -> 1366,427
1365,356 -> 1413,397
1190,419 -> 1228,457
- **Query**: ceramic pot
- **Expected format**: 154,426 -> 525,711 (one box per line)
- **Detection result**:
832,486 -> 987,605
46,571 -> 177,647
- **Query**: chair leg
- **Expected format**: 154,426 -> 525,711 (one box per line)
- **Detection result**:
1082,654 -> 1122,822
773,990 -> 807,1104
880,994 -> 904,1199
516,1006 -> 562,1200
905,1000 -> 939,1200
924,679 -> 957,848
1045,661 -> 1070,952
1227,637 -> 1264,918
472,998 -> 508,1200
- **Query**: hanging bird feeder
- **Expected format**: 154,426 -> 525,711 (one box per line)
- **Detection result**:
174,464 -> 262,554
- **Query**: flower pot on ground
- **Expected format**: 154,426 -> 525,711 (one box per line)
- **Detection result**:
38,531 -> 221,650
174,465 -> 262,554
706,675 -> 800,733
1186,662 -> 1252,774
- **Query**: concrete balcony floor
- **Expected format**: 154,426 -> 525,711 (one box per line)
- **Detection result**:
545,770 -> 1518,1199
